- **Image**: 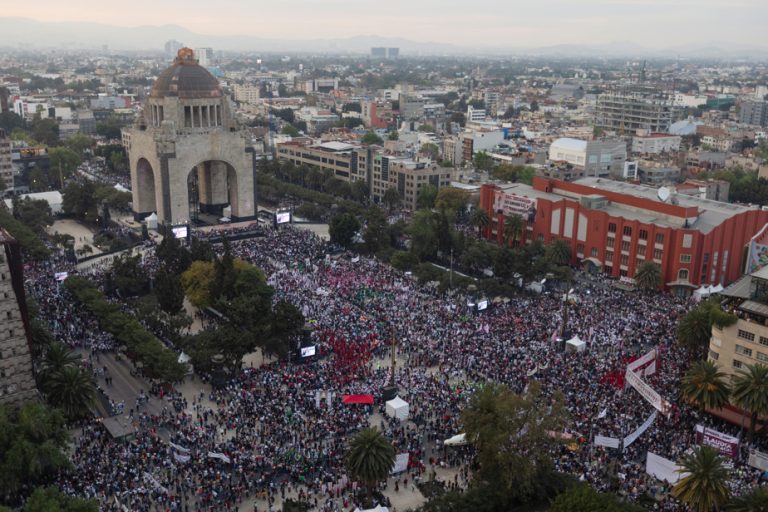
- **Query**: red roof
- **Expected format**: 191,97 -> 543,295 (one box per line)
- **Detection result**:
342,394 -> 374,405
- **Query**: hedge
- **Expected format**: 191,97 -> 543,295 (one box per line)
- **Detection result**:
64,276 -> 187,383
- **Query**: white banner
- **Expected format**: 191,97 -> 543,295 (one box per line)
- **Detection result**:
595,435 -> 620,449
623,411 -> 657,449
627,349 -> 657,373
390,452 -> 409,474
646,452 -> 685,484
644,360 -> 657,377
207,452 -> 231,464
748,449 -> 768,472
625,368 -> 672,417
169,442 -> 190,454
173,452 -> 191,463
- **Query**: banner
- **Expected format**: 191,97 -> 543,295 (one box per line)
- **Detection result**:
594,435 -> 620,449
623,411 -> 657,449
625,368 -> 672,417
748,449 -> 768,471
695,425 -> 739,459
390,453 -> 409,474
207,452 -> 231,464
173,452 -> 191,463
644,360 -> 657,377
646,452 -> 685,484
169,442 -> 190,454
746,224 -> 768,273
627,349 -> 656,374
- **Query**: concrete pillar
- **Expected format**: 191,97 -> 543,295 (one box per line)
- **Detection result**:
209,161 -> 229,205
196,163 -> 211,205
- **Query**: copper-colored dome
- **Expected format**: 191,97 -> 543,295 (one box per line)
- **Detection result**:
150,48 -> 222,99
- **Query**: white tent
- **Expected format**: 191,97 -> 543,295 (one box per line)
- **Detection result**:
443,433 -> 467,446
354,506 -> 389,512
144,212 -> 158,230
710,284 -> 724,294
566,336 -> 586,353
385,396 -> 409,421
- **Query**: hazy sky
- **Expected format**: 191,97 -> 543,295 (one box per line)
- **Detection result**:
6,0 -> 767,48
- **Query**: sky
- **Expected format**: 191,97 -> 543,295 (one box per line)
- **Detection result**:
4,0 -> 767,48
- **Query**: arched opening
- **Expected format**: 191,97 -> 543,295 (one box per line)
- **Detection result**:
135,158 -> 157,217
187,160 -> 238,224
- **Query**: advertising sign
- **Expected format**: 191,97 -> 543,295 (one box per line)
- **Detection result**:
694,425 -> 739,459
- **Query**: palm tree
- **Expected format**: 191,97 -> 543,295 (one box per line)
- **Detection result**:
634,261 -> 662,290
726,486 -> 768,511
38,343 -> 81,392
546,239 -> 572,266
677,306 -> 713,350
731,363 -> 768,441
471,208 -> 491,238
382,187 -> 401,213
345,427 -> 396,507
503,214 -> 525,247
673,446 -> 730,512
45,366 -> 95,420
680,360 -> 730,412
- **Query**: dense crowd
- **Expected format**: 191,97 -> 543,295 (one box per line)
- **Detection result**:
26,224 -> 768,511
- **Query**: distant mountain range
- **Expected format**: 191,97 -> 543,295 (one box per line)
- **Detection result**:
1,17 -> 767,59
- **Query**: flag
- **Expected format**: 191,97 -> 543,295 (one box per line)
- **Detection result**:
597,408 -> 607,419
207,452 -> 231,464
173,452 -> 191,463
169,442 -> 190,453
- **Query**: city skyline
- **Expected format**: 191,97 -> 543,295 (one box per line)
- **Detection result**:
3,0 -> 767,52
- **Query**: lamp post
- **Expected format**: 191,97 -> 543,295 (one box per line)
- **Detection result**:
560,287 -> 574,351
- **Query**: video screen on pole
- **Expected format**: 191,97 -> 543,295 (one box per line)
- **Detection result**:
276,211 -> 291,224
300,345 -> 316,358
171,225 -> 188,239
477,300 -> 488,311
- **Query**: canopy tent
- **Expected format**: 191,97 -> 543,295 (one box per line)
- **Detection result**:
342,394 -> 374,405
178,352 -> 191,364
566,335 -> 586,353
144,212 -> 158,230
443,433 -> 467,446
693,284 -> 725,302
354,506 -> 389,512
385,396 -> 409,420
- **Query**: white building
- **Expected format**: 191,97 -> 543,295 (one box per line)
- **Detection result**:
549,137 -> 627,179
467,106 -> 486,122
195,47 -> 214,67
233,84 -> 261,104
631,133 -> 682,154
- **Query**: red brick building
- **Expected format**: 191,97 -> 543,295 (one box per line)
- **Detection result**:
480,176 -> 768,294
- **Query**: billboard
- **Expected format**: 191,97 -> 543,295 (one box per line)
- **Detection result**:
746,223 -> 768,273
694,425 -> 739,459
300,346 -> 316,358
493,189 -> 536,218
171,225 -> 188,239
276,211 -> 291,224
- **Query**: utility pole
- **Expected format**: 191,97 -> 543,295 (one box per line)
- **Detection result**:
390,328 -> 396,387
449,248 -> 454,288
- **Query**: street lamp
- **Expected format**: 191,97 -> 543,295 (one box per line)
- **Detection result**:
560,287 -> 575,351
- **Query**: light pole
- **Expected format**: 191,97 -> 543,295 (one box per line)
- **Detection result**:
450,248 -> 454,289
560,287 -> 574,351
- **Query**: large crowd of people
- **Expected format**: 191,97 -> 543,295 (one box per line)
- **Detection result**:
25,224 -> 768,511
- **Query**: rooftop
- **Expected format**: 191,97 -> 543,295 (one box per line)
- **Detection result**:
550,138 -> 588,152
315,141 -> 357,152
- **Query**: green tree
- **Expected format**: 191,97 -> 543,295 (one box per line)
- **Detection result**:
211,238 -> 239,301
361,131 -> 384,145
21,486 -> 98,512
473,151 -> 494,171
382,187 -> 401,213
29,115 -> 59,146
409,209 -> 438,261
95,116 -> 123,140
420,142 -> 440,159
435,187 -> 470,212
462,381 -> 568,499
0,403 -> 69,501
680,360 -> 730,412
181,260 -> 216,309
725,486 -> 768,511
155,233 -> 192,276
329,212 -> 360,248
0,111 -> 23,133
388,130 -> 399,140
416,184 -> 438,210
0,209 -> 50,260
546,239 -> 572,266
471,208 -> 491,237
44,366 -> 96,420
268,300 -> 305,357
111,253 -> 149,296
62,180 -> 98,220
345,428 -> 396,507
155,270 -> 185,314
12,197 -> 53,234
503,214 -> 524,246
678,298 -> 738,350
38,343 -> 81,393
64,133 -> 94,156
281,124 -> 300,137
48,147 -> 81,187
551,484 -> 643,512
634,261 -> 662,290
363,206 -> 390,254
672,446 -> 730,512
731,363 -> 768,441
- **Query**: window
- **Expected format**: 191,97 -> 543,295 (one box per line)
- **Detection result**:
703,253 -> 710,263
620,255 -> 629,265
590,248 -> 598,257
606,251 -> 614,261
623,226 -> 632,237
680,254 -> 692,263
639,229 -> 648,240
678,269 -> 689,280
621,241 -> 630,252
607,238 -> 615,248
537,234 -> 544,242
738,329 -> 755,342
653,249 -> 663,260
709,350 -> 719,360
576,244 -> 585,255
733,359 -> 743,369
760,336 -> 768,346
758,352 -> 768,363
655,233 -> 664,244
637,245 -> 646,256
683,234 -> 692,248
735,345 -> 753,357
608,223 -> 617,233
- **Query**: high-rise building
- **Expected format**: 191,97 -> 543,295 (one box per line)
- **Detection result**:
548,138 -> 627,179
0,229 -> 37,406
595,89 -> 677,134
195,47 -> 214,67
739,100 -> 768,128
0,129 -> 11,194
387,48 -> 399,59
164,39 -> 184,58
371,47 -> 387,58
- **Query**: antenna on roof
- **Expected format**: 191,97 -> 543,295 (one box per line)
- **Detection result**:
657,186 -> 671,202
